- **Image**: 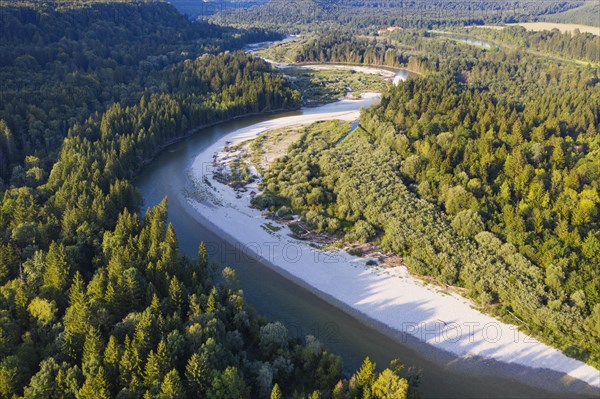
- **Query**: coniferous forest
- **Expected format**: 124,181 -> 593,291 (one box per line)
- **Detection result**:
212,0 -> 587,32
0,1 -> 417,398
1,0 -> 599,397
254,28 -> 600,367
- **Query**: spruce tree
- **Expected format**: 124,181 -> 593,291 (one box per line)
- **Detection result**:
160,369 -> 185,399
185,352 -> 209,395
270,383 -> 283,399
42,242 -> 70,300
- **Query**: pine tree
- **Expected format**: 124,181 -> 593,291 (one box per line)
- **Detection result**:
42,242 -> 70,299
198,242 -> 208,281
206,287 -> 218,313
79,366 -> 111,399
354,357 -> 375,390
62,272 -> 91,362
120,336 -> 142,389
103,335 -> 121,382
308,391 -> 322,399
185,352 -> 209,395
159,224 -> 179,275
156,340 -> 172,377
584,122 -> 596,139
144,350 -> 162,388
133,310 -> 155,358
82,327 -> 104,372
371,369 -> 408,399
332,380 -> 346,399
0,244 -> 19,283
159,369 -> 185,399
270,383 -> 283,399
168,276 -> 184,311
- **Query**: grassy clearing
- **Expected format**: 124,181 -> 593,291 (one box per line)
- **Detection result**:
479,22 -> 600,36
284,67 -> 387,105
256,39 -> 304,63
511,22 -> 600,36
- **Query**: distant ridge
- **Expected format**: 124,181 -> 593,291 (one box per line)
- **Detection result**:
212,0 -> 586,31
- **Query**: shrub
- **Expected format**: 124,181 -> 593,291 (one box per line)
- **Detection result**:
451,210 -> 485,238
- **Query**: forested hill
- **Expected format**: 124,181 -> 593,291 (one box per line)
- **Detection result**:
543,0 -> 600,27
360,65 -> 600,363
0,0 -> 282,180
253,31 -> 600,367
211,0 -> 585,32
0,2 -> 420,398
167,0 -> 268,19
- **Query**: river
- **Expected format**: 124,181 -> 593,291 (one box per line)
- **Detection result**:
245,35 -> 415,85
136,97 -> 597,398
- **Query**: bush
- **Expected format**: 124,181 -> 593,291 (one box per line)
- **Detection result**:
346,247 -> 362,256
444,186 -> 477,215
276,206 -> 293,219
400,155 -> 423,180
451,210 -> 485,238
345,220 -> 376,242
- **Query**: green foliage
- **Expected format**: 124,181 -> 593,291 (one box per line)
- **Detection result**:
543,1 -> 600,27
207,366 -> 249,399
280,67 -> 387,106
79,366 -> 111,399
41,242 -> 70,300
0,2 -> 352,397
271,383 -> 283,399
451,210 -> 485,238
0,1 -> 285,182
159,369 -> 186,399
213,0 -> 584,32
467,26 -> 600,62
27,298 -> 57,327
355,357 -> 376,391
360,39 -> 600,363
261,33 -> 407,67
185,352 -> 210,395
256,30 -> 600,364
372,369 -> 409,399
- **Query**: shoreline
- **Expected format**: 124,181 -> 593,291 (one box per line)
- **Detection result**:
135,107 -> 300,176
181,95 -> 600,396
133,62 -> 402,177
276,61 -> 422,80
183,196 -> 599,398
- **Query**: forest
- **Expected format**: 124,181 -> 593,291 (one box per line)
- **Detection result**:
168,0 -> 268,19
0,1 -> 421,398
253,31 -> 600,366
464,25 -> 600,62
259,33 -> 407,67
542,0 -> 600,27
258,27 -> 600,75
0,0 -> 284,180
211,0 -> 587,33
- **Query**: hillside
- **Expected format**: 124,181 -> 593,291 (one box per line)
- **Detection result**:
0,2 -> 420,398
211,0 -> 586,32
0,0 -> 281,178
542,0 -> 600,27
250,29 -> 600,368
167,0 -> 268,19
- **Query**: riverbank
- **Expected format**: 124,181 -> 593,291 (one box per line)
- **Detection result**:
184,95 -> 600,396
273,62 -> 417,86
186,196 -> 599,398
135,107 -> 297,175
